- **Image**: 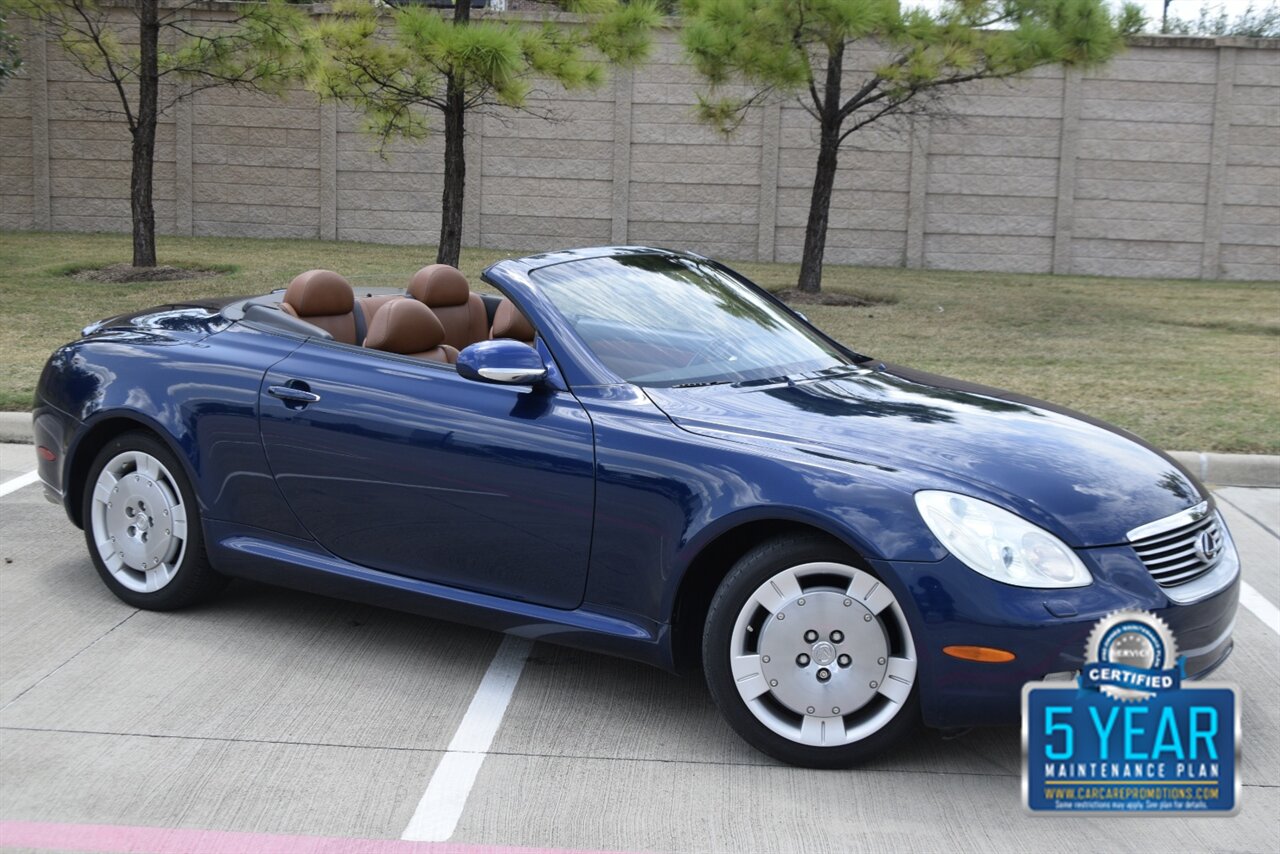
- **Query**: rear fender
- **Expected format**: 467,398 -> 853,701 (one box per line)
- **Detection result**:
43,323 -> 309,539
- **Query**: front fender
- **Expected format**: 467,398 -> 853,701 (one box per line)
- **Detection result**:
576,385 -> 943,627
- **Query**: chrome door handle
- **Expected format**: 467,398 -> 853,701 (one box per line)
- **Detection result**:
267,384 -> 321,406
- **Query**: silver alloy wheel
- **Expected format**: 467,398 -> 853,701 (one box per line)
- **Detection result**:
729,562 -> 917,747
90,450 -> 188,593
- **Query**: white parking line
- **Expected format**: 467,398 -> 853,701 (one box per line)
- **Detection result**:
0,469 -> 40,498
401,634 -> 532,842
1240,581 -> 1280,636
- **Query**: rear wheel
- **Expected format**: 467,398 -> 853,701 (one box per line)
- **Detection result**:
703,534 -> 920,768
82,431 -> 225,609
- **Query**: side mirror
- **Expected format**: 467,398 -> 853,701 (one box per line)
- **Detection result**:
456,339 -> 548,386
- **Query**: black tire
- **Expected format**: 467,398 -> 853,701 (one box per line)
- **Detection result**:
81,430 -> 226,610
702,533 -> 920,768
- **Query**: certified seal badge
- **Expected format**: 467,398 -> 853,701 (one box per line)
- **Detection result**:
1082,609 -> 1180,701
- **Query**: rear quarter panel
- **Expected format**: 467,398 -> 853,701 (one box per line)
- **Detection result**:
38,319 -> 307,538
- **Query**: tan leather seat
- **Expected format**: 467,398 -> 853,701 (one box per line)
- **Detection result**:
363,298 -> 458,364
356,294 -> 403,329
281,269 -> 360,344
407,264 -> 489,351
490,299 -> 536,346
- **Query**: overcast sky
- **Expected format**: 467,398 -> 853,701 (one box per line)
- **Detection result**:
1123,0 -> 1270,24
908,0 -> 1271,28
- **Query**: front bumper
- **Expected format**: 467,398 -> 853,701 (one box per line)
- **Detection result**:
31,399 -> 76,517
874,539 -> 1241,729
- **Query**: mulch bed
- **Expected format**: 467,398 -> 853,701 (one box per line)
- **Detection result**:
71,264 -> 225,284
774,288 -> 891,307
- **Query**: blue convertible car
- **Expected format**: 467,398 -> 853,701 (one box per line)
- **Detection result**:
33,246 -> 1239,767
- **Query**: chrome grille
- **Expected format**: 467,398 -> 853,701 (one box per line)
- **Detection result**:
1127,501 -> 1224,588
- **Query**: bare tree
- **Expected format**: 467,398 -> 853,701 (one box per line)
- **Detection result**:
12,0 -> 306,267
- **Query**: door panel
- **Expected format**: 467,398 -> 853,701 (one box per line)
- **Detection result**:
258,341 -> 596,609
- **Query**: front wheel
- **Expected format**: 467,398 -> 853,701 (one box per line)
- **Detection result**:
703,535 -> 920,768
82,430 -> 225,610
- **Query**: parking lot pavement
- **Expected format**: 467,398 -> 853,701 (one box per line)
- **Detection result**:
1217,487 -> 1280,606
0,446 -> 36,496
1,449 -> 1278,853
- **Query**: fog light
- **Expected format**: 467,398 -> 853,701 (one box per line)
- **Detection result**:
943,645 -> 1016,663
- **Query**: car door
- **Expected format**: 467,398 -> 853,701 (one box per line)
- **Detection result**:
257,339 -> 596,610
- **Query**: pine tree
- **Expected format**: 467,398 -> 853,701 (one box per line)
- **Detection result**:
308,0 -> 658,267
681,0 -> 1145,291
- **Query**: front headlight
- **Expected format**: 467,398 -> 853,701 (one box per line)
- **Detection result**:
914,490 -> 1092,588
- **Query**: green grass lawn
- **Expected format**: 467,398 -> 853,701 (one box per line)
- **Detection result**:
2,229 -> 1278,453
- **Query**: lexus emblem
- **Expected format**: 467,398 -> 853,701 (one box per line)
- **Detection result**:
1194,529 -> 1220,564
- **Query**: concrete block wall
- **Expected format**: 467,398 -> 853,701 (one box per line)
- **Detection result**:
923,68 -> 1066,274
481,86 -> 617,249
0,24 -> 34,233
1221,48 -> 1280,279
336,110 -> 440,245
627,36 -> 764,259
1,10 -> 1276,281
192,87 -> 320,239
1070,48 -> 1216,278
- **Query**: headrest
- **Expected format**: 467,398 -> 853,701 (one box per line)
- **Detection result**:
364,298 -> 446,355
490,299 -> 536,343
284,269 -> 354,317
408,264 -> 470,307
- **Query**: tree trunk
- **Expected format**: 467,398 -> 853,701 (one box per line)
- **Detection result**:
435,0 -> 471,267
130,0 -> 160,268
437,82 -> 465,268
797,126 -> 840,293
797,43 -> 846,294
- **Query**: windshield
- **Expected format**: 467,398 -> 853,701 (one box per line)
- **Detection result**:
529,254 -> 857,386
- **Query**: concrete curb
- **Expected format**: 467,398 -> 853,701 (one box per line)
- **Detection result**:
0,412 -> 33,444
2,410 -> 1277,487
1166,451 -> 1280,489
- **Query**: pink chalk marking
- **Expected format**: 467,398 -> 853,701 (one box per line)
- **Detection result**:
0,821 -> 627,854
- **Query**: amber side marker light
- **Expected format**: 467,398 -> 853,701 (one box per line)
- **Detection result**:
37,446 -> 56,462
943,645 -> 1016,663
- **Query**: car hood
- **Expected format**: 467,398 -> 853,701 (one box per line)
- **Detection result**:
642,363 -> 1203,549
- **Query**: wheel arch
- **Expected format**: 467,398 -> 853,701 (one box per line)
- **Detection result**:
669,516 -> 873,673
64,412 -> 195,529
